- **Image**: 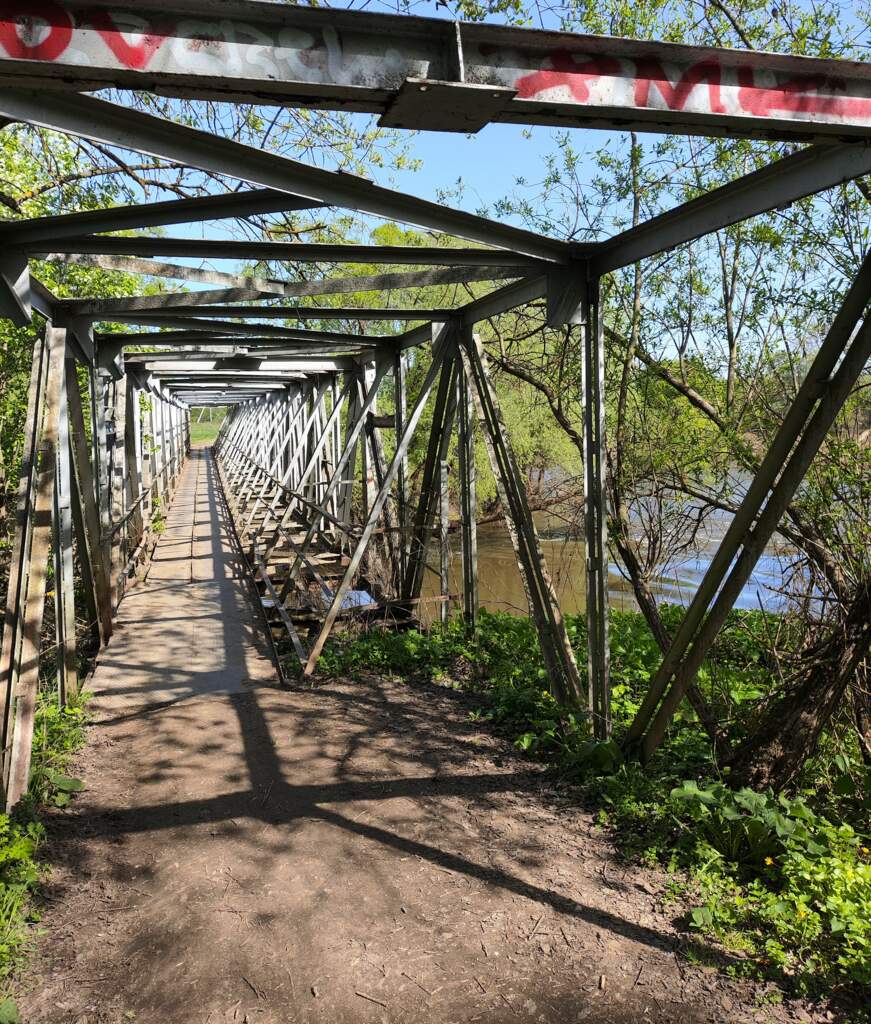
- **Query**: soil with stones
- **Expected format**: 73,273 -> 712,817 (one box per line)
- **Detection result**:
19,669 -> 834,1024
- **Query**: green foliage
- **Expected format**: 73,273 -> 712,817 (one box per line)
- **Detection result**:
0,690 -> 89,993
0,998 -> 19,1023
673,783 -> 870,992
321,610 -> 870,1000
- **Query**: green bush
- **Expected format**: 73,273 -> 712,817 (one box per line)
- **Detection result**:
0,689 -> 89,992
669,780 -> 870,989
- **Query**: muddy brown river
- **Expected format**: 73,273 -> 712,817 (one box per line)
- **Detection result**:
420,513 -> 792,623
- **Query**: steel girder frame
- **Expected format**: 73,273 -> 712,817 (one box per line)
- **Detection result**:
2,2 -> 871,142
0,309 -> 190,809
207,331 -> 576,695
0,4 -> 867,756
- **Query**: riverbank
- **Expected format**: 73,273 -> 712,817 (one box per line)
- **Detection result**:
320,608 -> 871,1019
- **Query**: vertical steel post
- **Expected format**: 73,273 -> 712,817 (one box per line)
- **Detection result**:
583,278 -> 611,739
458,368 -> 478,628
0,330 -> 48,778
394,350 -> 408,584
439,459 -> 450,623
5,326 -> 66,808
53,349 -> 78,701
67,360 -> 113,645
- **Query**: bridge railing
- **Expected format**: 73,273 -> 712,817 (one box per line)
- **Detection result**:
0,323 -> 190,809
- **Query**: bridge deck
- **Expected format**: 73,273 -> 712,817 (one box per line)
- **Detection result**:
96,448 -> 277,705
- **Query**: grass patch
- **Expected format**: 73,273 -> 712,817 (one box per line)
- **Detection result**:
189,411 -> 225,447
0,689 -> 89,1007
320,608 -> 870,1011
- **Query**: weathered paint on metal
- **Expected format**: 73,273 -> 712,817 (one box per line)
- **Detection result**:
1,2 -> 871,138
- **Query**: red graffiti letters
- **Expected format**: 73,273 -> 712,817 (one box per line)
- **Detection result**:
515,50 -> 871,124
0,3 -> 173,69
82,10 -> 174,71
633,59 -> 725,114
0,1 -> 73,62
737,67 -> 871,120
515,52 -> 621,102
517,54 -> 726,113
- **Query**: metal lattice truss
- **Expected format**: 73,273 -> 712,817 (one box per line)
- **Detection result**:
1,2 -> 871,807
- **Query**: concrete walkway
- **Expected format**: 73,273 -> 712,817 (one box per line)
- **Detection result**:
94,448 -> 276,707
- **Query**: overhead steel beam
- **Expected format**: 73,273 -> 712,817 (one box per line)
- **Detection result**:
97,330 -> 380,348
52,263 -> 523,315
591,142 -> 871,274
92,305 -> 453,322
1,2 -> 870,140
95,317 -> 385,342
124,355 -> 353,372
156,372 -> 306,381
40,252 -> 292,293
0,188 -> 322,246
397,274 -> 549,350
159,380 -> 290,390
31,237 -> 554,268
0,89 -> 569,259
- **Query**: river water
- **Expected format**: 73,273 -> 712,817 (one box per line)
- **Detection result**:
420,509 -> 793,621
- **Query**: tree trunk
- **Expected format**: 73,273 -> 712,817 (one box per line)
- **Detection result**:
853,665 -> 871,766
727,583 -> 871,789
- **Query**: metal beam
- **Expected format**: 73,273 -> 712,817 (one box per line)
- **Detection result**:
0,188 -> 322,246
1,2 -> 871,140
54,264 -> 524,316
100,305 -> 455,322
582,278 -> 610,739
125,355 -> 353,372
31,237 -> 553,268
96,318 -> 386,343
0,89 -> 569,260
39,252 -> 306,295
397,275 -> 549,351
591,143 -> 871,275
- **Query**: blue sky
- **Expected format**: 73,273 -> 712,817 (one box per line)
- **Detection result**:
391,123 -> 556,207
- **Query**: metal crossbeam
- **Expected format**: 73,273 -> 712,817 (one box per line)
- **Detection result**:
2,2 -> 871,140
96,320 -> 386,343
0,188 -> 322,245
57,265 -> 525,317
0,89 -> 570,260
591,143 -> 871,274
98,306 -> 456,322
31,237 -> 554,268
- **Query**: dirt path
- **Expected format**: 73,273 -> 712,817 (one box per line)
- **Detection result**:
20,452 -> 800,1024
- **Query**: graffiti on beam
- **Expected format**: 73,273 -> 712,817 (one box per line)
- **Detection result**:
2,2 -> 871,127
514,51 -> 871,122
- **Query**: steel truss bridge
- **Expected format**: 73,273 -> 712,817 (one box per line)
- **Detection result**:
0,0 -> 869,808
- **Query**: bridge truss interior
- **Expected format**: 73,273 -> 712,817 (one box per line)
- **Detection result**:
0,1 -> 869,808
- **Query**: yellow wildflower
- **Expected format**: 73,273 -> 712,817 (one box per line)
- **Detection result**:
764,857 -> 774,866
862,847 -> 870,855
